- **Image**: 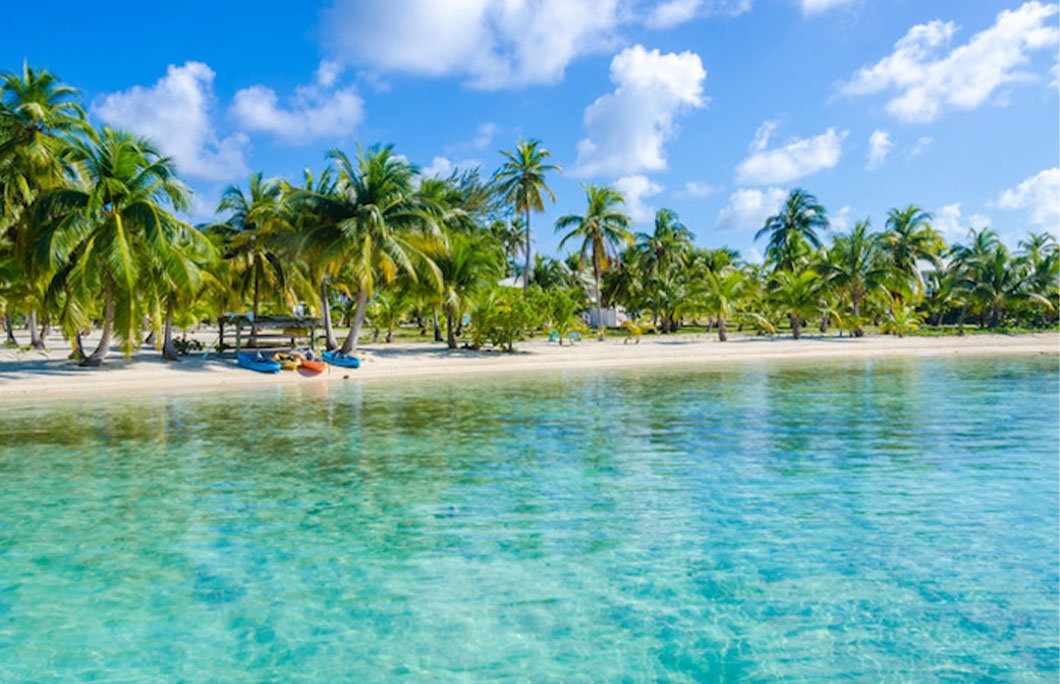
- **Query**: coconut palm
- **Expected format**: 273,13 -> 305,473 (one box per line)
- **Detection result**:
879,205 -> 945,299
684,268 -> 748,341
769,268 -> 822,340
555,184 -> 633,340
30,127 -> 202,364
492,139 -> 559,291
436,232 -> 503,349
756,189 -> 828,272
1,63 -> 89,348
210,172 -> 293,345
818,220 -> 888,336
297,145 -> 443,355
635,208 -> 694,280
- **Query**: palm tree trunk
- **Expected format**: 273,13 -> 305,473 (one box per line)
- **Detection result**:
446,305 -> 457,350
717,315 -> 727,342
39,315 -> 50,347
433,306 -> 443,342
524,206 -> 531,292
957,304 -> 967,335
320,277 -> 338,350
251,263 -> 261,346
340,288 -> 368,355
853,297 -> 864,337
3,310 -> 16,346
73,330 -> 85,360
29,310 -> 44,349
83,282 -> 115,366
791,314 -> 802,340
593,258 -> 604,341
162,298 -> 179,361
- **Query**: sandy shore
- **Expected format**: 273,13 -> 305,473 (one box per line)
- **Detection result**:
0,331 -> 1056,399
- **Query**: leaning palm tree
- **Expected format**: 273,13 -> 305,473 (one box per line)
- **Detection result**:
297,144 -> 443,355
555,184 -> 633,340
30,127 -> 202,365
0,62 -> 89,348
683,268 -> 748,341
879,205 -> 945,299
755,189 -> 828,272
492,139 -> 559,291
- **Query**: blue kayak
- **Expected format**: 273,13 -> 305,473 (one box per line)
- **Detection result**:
238,352 -> 282,373
322,350 -> 361,368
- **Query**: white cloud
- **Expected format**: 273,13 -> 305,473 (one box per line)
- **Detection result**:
323,0 -> 624,90
751,119 -> 780,151
418,156 -> 483,179
613,174 -> 663,222
645,0 -> 750,28
716,187 -> 787,232
998,167 -> 1060,231
675,181 -> 719,198
735,126 -> 847,185
934,203 -> 992,242
801,0 -> 855,15
93,61 -> 248,182
472,122 -> 500,150
866,129 -> 892,170
840,2 -> 1060,122
908,136 -> 934,158
573,45 -> 706,177
230,62 -> 363,142
831,205 -> 852,231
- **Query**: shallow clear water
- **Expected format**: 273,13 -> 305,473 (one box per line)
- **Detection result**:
0,355 -> 1057,682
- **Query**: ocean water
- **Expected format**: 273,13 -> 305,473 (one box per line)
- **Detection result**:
0,355 -> 1057,682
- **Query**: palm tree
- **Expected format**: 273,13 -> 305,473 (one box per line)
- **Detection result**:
555,184 -> 633,340
636,208 -> 694,280
30,127 -> 201,365
755,189 -> 828,272
770,268 -> 821,339
436,232 -> 503,349
210,172 -> 291,346
1,63 -> 89,348
492,139 -> 559,292
685,268 -> 748,341
818,220 -> 888,336
879,205 -> 945,299
297,145 -> 443,355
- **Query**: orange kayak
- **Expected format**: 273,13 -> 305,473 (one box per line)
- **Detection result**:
299,358 -> 326,374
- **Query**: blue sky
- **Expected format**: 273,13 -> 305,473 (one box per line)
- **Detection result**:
3,0 -> 1058,259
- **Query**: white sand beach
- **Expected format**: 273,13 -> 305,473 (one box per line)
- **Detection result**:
0,331 -> 1056,400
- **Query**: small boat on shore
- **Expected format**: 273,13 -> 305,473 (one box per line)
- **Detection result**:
297,350 -> 326,374
238,352 -> 282,374
271,351 -> 301,371
322,350 -> 360,368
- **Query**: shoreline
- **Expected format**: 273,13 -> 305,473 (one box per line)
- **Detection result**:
0,332 -> 1056,401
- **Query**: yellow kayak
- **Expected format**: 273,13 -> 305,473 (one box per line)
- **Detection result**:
271,351 -> 301,371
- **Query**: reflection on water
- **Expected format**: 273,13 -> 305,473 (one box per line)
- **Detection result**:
0,356 -> 1057,681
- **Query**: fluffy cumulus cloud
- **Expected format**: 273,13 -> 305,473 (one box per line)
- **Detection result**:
418,156 -> 483,179
613,174 -> 663,222
323,0 -> 625,89
735,126 -> 847,185
573,45 -> 706,177
831,205 -> 852,231
230,61 -> 363,142
93,62 -> 248,182
866,129 -> 892,170
716,187 -> 787,232
933,203 -> 991,242
840,2 -> 1060,122
997,167 -> 1060,231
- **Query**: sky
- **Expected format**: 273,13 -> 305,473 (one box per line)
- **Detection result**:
3,0 -> 1058,260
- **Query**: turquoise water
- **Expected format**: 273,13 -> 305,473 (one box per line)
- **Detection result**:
0,356 -> 1057,682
